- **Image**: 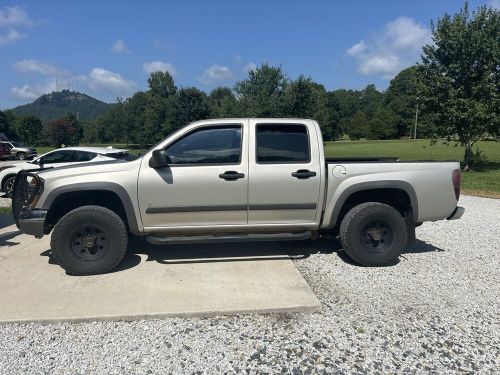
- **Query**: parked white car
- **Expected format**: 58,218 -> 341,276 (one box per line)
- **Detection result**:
0,147 -> 129,197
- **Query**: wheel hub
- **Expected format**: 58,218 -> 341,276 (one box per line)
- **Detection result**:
361,220 -> 393,253
70,225 -> 109,260
82,234 -> 97,249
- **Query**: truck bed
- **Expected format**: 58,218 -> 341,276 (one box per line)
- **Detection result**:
325,157 -> 399,163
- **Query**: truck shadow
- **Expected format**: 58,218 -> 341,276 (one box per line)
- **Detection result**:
111,236 -> 444,272
39,236 -> 445,274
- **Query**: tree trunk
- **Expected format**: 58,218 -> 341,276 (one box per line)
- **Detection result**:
463,141 -> 473,171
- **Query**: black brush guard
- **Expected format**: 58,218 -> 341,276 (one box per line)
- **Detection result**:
12,170 -> 44,226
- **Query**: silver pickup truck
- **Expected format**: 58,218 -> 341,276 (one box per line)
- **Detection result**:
13,119 -> 464,275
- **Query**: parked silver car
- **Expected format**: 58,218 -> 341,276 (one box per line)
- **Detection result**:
0,141 -> 37,160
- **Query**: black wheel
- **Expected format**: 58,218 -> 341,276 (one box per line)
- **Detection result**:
17,152 -> 26,160
3,175 -> 16,198
339,202 -> 407,266
50,205 -> 128,275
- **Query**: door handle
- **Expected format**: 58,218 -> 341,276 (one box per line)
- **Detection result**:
219,171 -> 245,181
292,169 -> 317,179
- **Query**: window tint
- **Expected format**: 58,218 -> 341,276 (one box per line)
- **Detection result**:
256,124 -> 310,163
41,150 -> 76,164
76,151 -> 97,162
166,126 -> 242,165
0,142 -> 12,149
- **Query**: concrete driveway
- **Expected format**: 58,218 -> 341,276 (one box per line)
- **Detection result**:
0,225 -> 320,323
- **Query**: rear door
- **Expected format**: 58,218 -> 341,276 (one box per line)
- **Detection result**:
248,120 -> 323,225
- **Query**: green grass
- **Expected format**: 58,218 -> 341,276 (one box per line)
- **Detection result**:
325,139 -> 500,197
34,140 -> 500,197
0,206 -> 12,215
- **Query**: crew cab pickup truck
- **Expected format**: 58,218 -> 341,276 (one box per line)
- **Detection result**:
12,119 -> 464,275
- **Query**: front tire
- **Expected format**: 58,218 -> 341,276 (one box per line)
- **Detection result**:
17,152 -> 26,160
339,202 -> 407,266
51,205 -> 128,275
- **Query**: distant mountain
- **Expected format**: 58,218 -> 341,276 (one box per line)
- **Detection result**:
10,90 -> 112,121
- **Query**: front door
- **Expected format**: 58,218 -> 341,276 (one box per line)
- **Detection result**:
138,122 -> 249,229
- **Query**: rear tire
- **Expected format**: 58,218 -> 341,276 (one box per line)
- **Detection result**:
51,205 -> 128,275
339,202 -> 407,266
17,152 -> 26,160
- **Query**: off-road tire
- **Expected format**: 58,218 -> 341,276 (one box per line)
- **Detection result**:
339,202 -> 407,266
51,205 -> 128,275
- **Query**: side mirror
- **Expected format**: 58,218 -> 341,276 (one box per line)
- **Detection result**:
149,149 -> 170,168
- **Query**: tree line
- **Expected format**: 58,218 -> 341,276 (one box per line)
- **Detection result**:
88,64 -> 441,146
0,2 -> 498,168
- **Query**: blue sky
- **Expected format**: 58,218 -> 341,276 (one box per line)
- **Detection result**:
0,0 -> 497,109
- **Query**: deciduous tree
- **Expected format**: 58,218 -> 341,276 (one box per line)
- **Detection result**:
418,2 -> 500,168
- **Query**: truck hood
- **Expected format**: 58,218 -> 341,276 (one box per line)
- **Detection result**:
36,157 -> 143,180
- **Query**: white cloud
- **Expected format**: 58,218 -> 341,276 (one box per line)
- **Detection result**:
111,39 -> 130,54
243,62 -> 257,73
13,59 -> 69,77
358,55 -> 401,77
0,29 -> 24,45
0,6 -> 34,46
142,61 -> 176,75
198,65 -> 233,85
88,68 -> 136,95
0,6 -> 33,28
11,80 -> 56,100
346,16 -> 431,79
346,40 -> 366,57
386,17 -> 431,50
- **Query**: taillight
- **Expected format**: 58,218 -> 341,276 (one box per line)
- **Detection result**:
452,169 -> 461,200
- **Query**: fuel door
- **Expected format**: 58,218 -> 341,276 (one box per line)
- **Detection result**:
332,165 -> 347,179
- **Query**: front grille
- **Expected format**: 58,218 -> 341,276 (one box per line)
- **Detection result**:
12,171 -> 43,225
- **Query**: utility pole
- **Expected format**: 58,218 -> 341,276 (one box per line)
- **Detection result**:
414,97 -> 419,140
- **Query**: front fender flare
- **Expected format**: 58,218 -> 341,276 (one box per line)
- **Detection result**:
40,182 -> 141,234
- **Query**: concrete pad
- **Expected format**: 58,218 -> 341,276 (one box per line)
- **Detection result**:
0,225 -> 320,323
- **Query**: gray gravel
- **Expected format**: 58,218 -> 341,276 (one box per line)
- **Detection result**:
1,195 -> 499,374
0,197 -> 10,208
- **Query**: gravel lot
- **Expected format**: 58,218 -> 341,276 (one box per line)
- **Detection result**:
0,197 -> 10,208
0,195 -> 499,374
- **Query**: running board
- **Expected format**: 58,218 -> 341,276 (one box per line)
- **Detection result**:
146,231 -> 312,245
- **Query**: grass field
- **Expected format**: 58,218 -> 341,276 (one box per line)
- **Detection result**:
325,140 -> 500,197
35,139 -> 499,198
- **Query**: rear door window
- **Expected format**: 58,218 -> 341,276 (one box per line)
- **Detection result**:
76,151 -> 97,162
256,124 -> 310,163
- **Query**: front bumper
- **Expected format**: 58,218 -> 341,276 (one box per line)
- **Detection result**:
17,208 -> 47,238
447,206 -> 465,220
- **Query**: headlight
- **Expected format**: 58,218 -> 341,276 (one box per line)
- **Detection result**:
0,165 -> 15,172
